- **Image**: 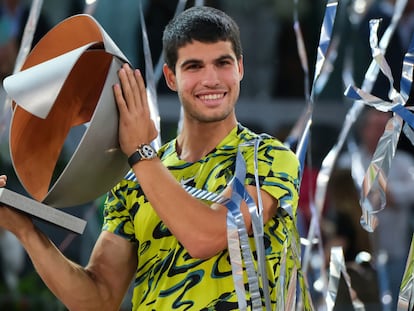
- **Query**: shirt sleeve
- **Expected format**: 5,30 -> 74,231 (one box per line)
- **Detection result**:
244,138 -> 300,217
102,179 -> 138,243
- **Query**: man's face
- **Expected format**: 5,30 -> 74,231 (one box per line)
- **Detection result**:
164,40 -> 243,124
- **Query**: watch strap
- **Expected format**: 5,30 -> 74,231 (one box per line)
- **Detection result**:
128,150 -> 143,167
127,144 -> 157,167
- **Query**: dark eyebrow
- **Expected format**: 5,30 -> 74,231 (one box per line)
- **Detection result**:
180,54 -> 236,69
180,58 -> 203,69
216,54 -> 235,62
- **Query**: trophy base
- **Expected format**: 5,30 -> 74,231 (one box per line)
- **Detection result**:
0,188 -> 86,234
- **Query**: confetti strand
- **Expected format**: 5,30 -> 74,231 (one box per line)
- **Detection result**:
139,1 -> 161,149
314,0 -> 409,236
153,0 -> 188,86
176,149 -> 264,310
285,0 -> 339,171
325,247 -> 365,311
83,0 -> 99,15
344,18 -> 414,232
294,0 -> 339,288
397,234 -> 414,311
302,3 -> 407,308
344,25 -> 414,311
305,0 -> 409,279
0,0 -> 44,155
224,150 -> 262,310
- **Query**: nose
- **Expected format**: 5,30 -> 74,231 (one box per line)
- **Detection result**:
201,65 -> 220,87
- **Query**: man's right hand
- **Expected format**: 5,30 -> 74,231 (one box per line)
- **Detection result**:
0,175 -> 7,187
0,174 -> 34,238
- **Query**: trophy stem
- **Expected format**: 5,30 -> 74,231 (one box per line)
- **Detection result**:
0,188 -> 86,234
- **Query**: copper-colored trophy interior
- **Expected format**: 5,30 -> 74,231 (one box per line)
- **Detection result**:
9,15 -> 115,202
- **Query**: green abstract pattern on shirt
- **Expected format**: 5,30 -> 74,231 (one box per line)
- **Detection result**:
103,124 -> 312,310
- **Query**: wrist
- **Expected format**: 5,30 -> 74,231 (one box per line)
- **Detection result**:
128,144 -> 157,167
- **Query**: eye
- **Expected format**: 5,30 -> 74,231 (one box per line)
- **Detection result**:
217,58 -> 233,67
183,62 -> 202,71
188,63 -> 201,69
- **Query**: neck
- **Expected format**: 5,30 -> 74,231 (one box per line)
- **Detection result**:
176,119 -> 237,162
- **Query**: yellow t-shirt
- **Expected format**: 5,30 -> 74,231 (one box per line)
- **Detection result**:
103,124 -> 311,310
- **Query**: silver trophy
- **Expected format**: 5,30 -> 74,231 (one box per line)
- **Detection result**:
0,15 -> 131,234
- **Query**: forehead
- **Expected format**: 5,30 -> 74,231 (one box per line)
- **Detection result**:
176,40 -> 236,62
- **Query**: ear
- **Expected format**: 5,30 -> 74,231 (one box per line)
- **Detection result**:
163,64 -> 177,91
238,56 -> 244,81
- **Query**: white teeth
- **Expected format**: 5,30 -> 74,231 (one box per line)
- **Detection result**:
200,94 -> 223,100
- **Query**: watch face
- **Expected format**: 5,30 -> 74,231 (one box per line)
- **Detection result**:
140,144 -> 156,158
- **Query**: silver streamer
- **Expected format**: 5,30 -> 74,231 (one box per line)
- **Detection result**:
276,239 -> 289,311
325,247 -> 365,311
314,0 -> 409,236
285,266 -> 298,311
344,17 -> 414,310
153,0 -> 187,86
397,234 -> 414,311
244,137 -> 274,310
250,138 -> 272,310
344,17 -> 414,232
223,151 -> 262,310
286,0 -> 339,170
139,1 -> 162,149
301,1 -> 408,309
294,1 -> 339,297
226,211 -> 247,311
0,0 -> 44,154
179,138 -> 302,309
305,0 -> 408,276
177,148 -> 263,309
83,0 -> 98,15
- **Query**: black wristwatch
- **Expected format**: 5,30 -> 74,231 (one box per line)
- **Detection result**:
128,144 -> 157,167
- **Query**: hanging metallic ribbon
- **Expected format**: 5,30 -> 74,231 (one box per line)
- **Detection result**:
305,0 -> 408,278
129,141 -> 265,309
178,139 -> 287,310
342,24 -> 414,306
397,234 -> 414,311
0,0 -> 44,155
276,213 -> 307,311
345,0 -> 409,192
301,3 -> 407,308
226,211 -> 248,311
344,18 -> 414,232
288,1 -> 339,285
139,1 -> 162,149
225,156 -> 262,310
83,0 -> 99,15
325,247 -> 365,311
250,138 -> 272,310
276,239 -> 289,311
153,0 -> 187,86
312,0 -> 409,231
287,4 -> 339,289
287,0 -> 338,170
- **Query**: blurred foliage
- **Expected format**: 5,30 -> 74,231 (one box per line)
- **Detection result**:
0,271 -> 67,311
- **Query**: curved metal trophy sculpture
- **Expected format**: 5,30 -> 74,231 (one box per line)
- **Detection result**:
0,14 -> 131,234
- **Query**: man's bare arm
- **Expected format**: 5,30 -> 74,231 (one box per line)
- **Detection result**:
0,197 -> 136,311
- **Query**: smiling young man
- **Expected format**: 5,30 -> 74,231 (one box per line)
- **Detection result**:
0,6 -> 311,310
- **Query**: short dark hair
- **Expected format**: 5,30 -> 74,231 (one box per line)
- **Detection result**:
162,6 -> 242,72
